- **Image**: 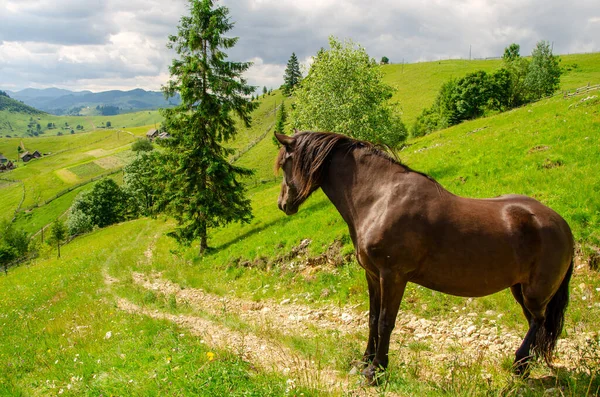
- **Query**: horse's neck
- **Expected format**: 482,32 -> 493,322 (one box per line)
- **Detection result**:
320,148 -> 442,238
320,149 -> 400,230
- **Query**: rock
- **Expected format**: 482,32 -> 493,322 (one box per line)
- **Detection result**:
341,313 -> 353,322
465,325 -> 477,336
484,310 -> 495,316
280,298 -> 291,305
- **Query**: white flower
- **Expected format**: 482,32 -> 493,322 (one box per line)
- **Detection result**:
104,331 -> 112,339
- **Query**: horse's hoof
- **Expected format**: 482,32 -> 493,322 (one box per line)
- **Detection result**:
513,359 -> 531,378
361,364 -> 386,386
361,365 -> 376,385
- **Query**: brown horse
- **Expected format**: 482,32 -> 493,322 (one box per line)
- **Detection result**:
275,131 -> 574,382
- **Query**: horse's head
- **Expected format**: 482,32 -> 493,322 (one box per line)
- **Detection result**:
275,132 -> 301,215
275,131 -> 347,215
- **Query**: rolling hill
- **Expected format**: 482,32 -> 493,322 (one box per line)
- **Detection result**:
0,92 -> 45,115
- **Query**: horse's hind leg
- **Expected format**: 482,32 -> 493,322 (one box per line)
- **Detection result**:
511,284 -> 532,324
513,284 -> 550,376
511,284 -> 537,375
363,271 -> 380,365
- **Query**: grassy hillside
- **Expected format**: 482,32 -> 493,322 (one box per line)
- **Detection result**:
1,219 -> 308,396
0,94 -> 45,115
0,129 -> 136,226
383,52 -> 600,125
2,54 -> 600,396
0,109 -> 162,138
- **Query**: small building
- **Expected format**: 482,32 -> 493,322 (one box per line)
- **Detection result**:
32,150 -> 41,158
20,151 -> 33,162
0,161 -> 15,172
146,128 -> 159,139
0,153 -> 7,164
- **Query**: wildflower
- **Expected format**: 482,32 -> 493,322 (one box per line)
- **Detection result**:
206,352 -> 215,361
104,331 -> 112,339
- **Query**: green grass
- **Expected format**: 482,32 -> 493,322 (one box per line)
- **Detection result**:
68,162 -> 105,179
383,52 -> 600,125
0,220 -> 308,396
2,53 -> 600,396
0,109 -> 162,138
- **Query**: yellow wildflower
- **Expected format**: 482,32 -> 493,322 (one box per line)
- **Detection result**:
206,352 -> 215,361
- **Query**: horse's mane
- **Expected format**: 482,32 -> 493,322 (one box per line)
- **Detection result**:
275,131 -> 439,202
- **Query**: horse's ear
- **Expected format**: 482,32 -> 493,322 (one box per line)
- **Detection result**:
275,133 -> 296,150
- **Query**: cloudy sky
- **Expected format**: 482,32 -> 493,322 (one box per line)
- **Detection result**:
1,0 -> 599,93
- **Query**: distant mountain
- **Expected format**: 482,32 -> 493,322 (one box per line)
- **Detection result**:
5,88 -> 180,115
6,88 -> 92,100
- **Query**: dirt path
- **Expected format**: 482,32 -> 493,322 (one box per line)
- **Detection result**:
130,272 -> 591,373
105,238 -> 594,393
115,297 -> 358,394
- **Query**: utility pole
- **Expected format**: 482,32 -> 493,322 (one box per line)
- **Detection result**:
469,45 -> 472,61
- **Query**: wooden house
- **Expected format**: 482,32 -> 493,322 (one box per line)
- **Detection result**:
146,128 -> 159,139
20,151 -> 33,162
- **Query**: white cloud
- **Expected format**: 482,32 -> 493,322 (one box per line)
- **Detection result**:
0,0 -> 598,92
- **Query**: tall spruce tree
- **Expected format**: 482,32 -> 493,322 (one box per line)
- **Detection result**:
283,53 -> 302,95
160,0 -> 256,254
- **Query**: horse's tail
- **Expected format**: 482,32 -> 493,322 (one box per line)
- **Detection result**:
534,258 -> 574,365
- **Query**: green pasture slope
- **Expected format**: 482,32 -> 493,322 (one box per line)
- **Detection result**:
382,52 -> 600,124
0,108 -> 162,138
2,53 -> 600,395
0,220 -> 306,396
0,129 -> 137,235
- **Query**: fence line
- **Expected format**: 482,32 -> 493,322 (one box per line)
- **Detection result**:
563,83 -> 600,98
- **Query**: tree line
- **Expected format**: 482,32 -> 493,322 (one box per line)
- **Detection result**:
412,42 -> 562,137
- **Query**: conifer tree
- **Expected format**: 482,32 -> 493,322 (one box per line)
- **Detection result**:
160,0 -> 256,254
274,102 -> 287,134
283,52 -> 302,95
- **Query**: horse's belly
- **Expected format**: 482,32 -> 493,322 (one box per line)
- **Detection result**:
409,260 -> 520,298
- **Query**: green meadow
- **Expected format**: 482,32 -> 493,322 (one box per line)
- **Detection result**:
1,53 -> 600,396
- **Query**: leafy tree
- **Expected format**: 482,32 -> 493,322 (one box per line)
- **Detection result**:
292,37 -> 406,147
525,40 -> 561,100
283,53 -> 302,95
503,43 -> 521,62
412,79 -> 458,137
262,86 -> 267,97
159,0 -> 256,254
0,221 -> 28,272
106,121 -> 112,128
50,219 -> 67,258
131,138 -> 154,153
67,208 -> 93,236
380,56 -> 390,65
0,245 -> 17,274
501,43 -> 530,107
0,220 -> 28,258
123,151 -> 163,216
453,70 -> 494,121
70,179 -> 129,230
